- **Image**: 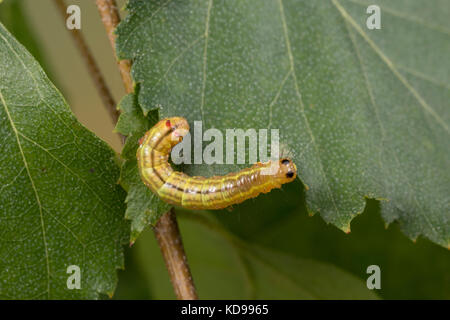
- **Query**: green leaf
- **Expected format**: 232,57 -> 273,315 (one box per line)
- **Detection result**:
0,23 -> 128,299
116,93 -> 170,243
131,212 -> 378,299
116,0 -> 450,247
115,181 -> 449,299
215,180 -> 450,299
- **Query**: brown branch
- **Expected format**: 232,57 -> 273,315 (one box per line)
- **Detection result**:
95,0 -> 133,94
53,0 -> 120,125
95,0 -> 198,300
153,209 -> 198,300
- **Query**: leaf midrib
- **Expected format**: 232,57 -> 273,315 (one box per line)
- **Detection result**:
332,0 -> 445,243
277,0 -> 344,221
0,89 -> 51,298
344,0 -> 450,36
332,0 -> 449,134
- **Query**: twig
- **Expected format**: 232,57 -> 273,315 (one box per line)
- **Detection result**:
153,209 -> 198,299
95,0 -> 198,300
95,0 -> 133,94
53,0 -> 120,125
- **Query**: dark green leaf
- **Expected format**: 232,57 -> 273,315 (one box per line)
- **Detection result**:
131,212 -> 378,299
0,23 -> 128,299
216,180 -> 450,299
116,0 -> 450,247
116,93 -> 170,242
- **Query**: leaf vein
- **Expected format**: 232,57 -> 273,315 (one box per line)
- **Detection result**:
332,0 -> 450,134
278,0 -> 343,221
0,90 -> 51,298
340,16 -> 442,241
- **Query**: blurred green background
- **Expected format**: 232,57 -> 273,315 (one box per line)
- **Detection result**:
0,0 -> 448,299
0,0 -> 125,151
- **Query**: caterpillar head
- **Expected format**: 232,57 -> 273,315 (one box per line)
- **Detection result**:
165,117 -> 190,145
260,157 -> 297,184
275,158 -> 297,183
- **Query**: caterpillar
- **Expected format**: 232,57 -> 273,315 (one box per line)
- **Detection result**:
136,117 -> 297,210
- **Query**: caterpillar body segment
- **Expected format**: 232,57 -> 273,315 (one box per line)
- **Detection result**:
136,117 -> 297,210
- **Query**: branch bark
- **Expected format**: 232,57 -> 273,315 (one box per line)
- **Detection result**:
153,209 -> 198,299
95,0 -> 133,94
95,0 -> 198,300
53,0 -> 120,125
